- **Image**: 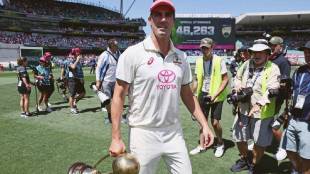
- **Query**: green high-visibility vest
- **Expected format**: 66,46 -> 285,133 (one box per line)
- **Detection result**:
195,56 -> 228,102
238,60 -> 277,119
260,61 -> 276,119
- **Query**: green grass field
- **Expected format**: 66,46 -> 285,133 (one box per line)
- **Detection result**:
0,67 -> 292,174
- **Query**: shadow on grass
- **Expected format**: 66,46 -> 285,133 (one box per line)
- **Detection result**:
52,101 -> 68,105
255,154 -> 291,174
79,107 -> 101,113
52,105 -> 70,111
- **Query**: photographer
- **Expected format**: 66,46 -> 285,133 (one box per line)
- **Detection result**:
190,38 -> 229,158
34,56 -> 53,112
282,41 -> 310,174
67,48 -> 85,114
16,57 -> 32,118
44,52 -> 55,107
95,39 -> 120,123
230,42 -> 280,173
230,46 -> 250,79
268,36 -> 292,161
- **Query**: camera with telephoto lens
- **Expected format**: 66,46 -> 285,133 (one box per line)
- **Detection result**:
267,76 -> 293,98
227,87 -> 253,105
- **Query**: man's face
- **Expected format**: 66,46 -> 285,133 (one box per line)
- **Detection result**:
148,6 -> 174,39
241,51 -> 250,61
270,44 -> 282,54
201,46 -> 213,58
110,44 -> 118,53
252,51 -> 268,67
304,48 -> 310,65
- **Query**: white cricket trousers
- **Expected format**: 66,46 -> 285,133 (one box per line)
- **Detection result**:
128,124 -> 192,174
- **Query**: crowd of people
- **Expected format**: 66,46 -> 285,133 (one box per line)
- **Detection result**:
239,34 -> 310,51
0,31 -> 140,49
2,0 -> 121,21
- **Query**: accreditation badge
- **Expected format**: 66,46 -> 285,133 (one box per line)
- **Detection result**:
295,95 -> 306,109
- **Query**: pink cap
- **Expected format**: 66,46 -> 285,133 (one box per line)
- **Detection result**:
150,0 -> 175,12
44,52 -> 52,61
39,56 -> 48,63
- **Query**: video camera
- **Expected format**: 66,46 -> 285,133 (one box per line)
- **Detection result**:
227,87 -> 253,105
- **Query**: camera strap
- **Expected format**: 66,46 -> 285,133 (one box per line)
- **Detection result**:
107,50 -> 119,63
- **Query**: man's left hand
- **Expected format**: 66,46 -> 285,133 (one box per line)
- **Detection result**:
249,104 -> 261,117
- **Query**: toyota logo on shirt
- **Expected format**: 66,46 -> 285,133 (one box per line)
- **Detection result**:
158,70 -> 176,83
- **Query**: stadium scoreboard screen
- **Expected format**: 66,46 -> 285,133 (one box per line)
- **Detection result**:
172,17 -> 236,50
20,47 -> 43,67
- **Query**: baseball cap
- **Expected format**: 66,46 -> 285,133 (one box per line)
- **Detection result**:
71,48 -> 81,56
44,52 -> 52,60
269,36 -> 283,45
150,0 -> 175,12
299,41 -> 310,51
200,38 -> 214,48
248,43 -> 271,52
39,55 -> 48,63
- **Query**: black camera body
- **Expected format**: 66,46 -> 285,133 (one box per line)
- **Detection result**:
200,92 -> 212,105
227,87 -> 253,105
267,76 -> 293,99
56,77 -> 66,90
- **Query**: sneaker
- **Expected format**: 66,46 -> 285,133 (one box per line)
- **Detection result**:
104,117 -> 111,124
38,106 -> 44,112
101,107 -> 107,112
214,144 -> 225,158
248,163 -> 256,174
291,168 -> 301,174
24,112 -> 32,118
121,118 -> 127,124
46,107 -> 53,113
275,148 -> 287,161
47,102 -> 52,107
248,142 -> 254,151
20,112 -> 26,118
189,145 -> 206,155
70,108 -> 78,115
230,158 -> 249,172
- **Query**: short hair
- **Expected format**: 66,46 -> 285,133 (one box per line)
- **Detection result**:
17,57 -> 27,66
108,39 -> 118,48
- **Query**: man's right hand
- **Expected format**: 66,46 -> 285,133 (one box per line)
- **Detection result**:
109,139 -> 126,157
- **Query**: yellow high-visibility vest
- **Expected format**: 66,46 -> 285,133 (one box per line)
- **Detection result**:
195,56 -> 228,102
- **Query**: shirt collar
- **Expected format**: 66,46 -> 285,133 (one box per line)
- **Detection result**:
143,35 -> 177,55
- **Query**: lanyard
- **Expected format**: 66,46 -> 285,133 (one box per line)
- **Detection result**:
297,73 -> 310,95
246,68 -> 263,88
203,59 -> 213,76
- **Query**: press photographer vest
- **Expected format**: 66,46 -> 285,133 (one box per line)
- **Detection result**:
238,60 -> 276,119
196,56 -> 228,102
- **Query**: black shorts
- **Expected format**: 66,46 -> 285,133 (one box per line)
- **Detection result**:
37,84 -> 52,93
49,80 -> 55,95
68,78 -> 85,97
199,92 -> 223,120
18,86 -> 31,95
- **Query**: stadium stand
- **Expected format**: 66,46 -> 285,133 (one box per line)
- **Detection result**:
0,0 -> 146,55
236,11 -> 310,50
